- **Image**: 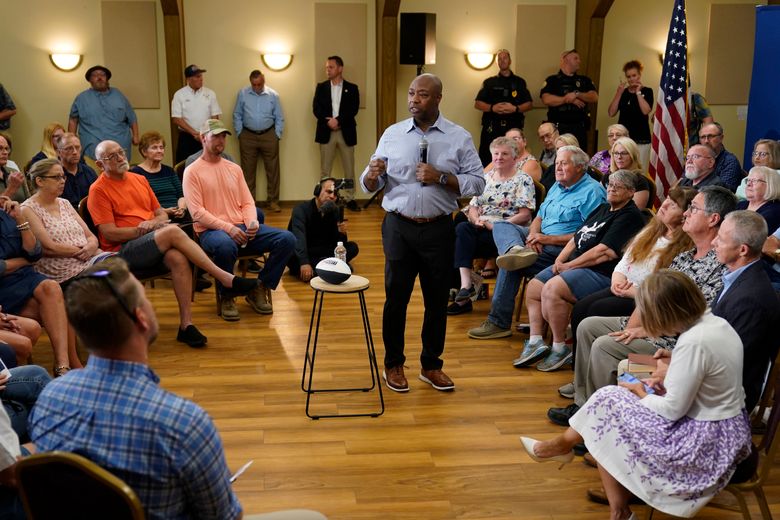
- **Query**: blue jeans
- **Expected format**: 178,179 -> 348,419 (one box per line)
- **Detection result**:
488,221 -> 562,330
199,222 -> 295,293
2,365 -> 51,443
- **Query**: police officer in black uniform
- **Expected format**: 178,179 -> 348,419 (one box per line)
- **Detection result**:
540,49 -> 599,152
474,49 -> 532,166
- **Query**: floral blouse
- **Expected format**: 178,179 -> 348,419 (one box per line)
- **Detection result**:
469,167 -> 535,223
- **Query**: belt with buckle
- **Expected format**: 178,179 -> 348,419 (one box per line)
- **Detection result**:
245,126 -> 274,135
393,212 -> 449,224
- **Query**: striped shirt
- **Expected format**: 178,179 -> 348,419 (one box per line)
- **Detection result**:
131,164 -> 184,209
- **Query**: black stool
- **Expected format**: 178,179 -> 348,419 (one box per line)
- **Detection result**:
301,275 -> 384,419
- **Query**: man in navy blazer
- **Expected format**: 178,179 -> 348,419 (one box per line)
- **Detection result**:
712,210 -> 780,410
313,55 -> 360,210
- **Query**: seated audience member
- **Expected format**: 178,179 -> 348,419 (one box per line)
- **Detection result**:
699,122 -> 743,192
29,259 -> 327,520
0,406 -> 28,519
183,120 -> 295,321
27,122 -> 65,167
22,159 -> 111,284
522,270 -> 752,520
539,133 -> 579,192
184,147 -> 237,168
0,308 -> 43,366
547,186 -> 735,426
484,129 -> 542,183
736,139 -> 780,199
0,196 -> 81,375
537,122 -> 559,170
287,177 -> 358,282
604,137 -> 652,209
678,144 -> 726,190
710,210 -> 780,410
517,170 -> 644,371
449,136 -> 535,315
2,365 -> 51,442
737,166 -> 780,232
87,139 -> 259,347
588,123 -> 628,176
56,132 -> 98,208
762,226 -> 780,290
130,132 -> 187,222
468,146 -> 605,340
0,134 -> 28,203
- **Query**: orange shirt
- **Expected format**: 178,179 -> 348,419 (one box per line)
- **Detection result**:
182,157 -> 257,234
88,172 -> 160,252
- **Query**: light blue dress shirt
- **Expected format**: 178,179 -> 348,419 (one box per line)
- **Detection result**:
538,174 -> 607,236
718,259 -> 757,303
359,114 -> 485,218
233,85 -> 284,138
69,88 -> 137,160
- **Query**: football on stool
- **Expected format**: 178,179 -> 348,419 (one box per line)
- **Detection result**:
315,258 -> 352,284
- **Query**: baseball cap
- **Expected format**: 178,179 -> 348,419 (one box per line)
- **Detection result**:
200,119 -> 231,136
184,64 -> 207,77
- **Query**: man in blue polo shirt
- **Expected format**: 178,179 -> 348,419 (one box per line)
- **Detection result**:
468,145 -> 606,339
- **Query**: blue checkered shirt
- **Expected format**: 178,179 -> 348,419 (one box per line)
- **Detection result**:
29,356 -> 242,520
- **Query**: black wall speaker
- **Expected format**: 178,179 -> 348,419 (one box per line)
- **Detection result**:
399,13 -> 436,65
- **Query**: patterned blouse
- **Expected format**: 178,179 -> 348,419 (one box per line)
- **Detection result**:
22,198 -> 108,283
589,149 -> 611,175
469,166 -> 535,223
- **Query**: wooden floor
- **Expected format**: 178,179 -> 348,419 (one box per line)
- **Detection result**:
36,203 -> 779,519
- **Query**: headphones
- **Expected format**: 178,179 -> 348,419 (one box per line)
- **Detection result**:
313,177 -> 337,197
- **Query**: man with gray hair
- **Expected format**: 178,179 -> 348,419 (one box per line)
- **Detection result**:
678,143 -> 727,190
698,122 -> 743,192
468,145 -> 606,340
711,209 -> 779,410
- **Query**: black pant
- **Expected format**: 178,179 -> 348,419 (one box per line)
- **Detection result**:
175,130 -> 202,163
382,213 -> 454,370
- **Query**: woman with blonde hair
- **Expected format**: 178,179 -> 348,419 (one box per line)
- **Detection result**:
522,269 -> 751,520
737,166 -> 780,232
736,139 -> 780,199
606,136 -> 652,209
28,122 -> 66,167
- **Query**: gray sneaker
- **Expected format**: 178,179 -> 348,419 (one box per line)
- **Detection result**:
512,339 -> 550,367
558,382 -> 575,399
219,297 -> 240,321
245,283 -> 273,314
468,320 -> 512,340
496,245 -> 538,272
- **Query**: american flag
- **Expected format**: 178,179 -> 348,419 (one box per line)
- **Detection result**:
649,0 -> 688,206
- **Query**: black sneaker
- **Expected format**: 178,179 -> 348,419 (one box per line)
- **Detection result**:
454,286 -> 475,303
447,300 -> 472,315
346,200 -> 361,212
177,325 -> 207,348
547,403 -> 580,427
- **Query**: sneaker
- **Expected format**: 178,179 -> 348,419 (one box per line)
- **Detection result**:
383,365 -> 409,392
245,282 -> 273,314
558,382 -> 575,399
419,368 -> 455,391
346,200 -> 361,212
454,287 -> 475,303
176,324 -> 207,348
219,297 -> 240,321
468,320 -> 512,340
512,339 -> 550,367
537,347 -> 573,372
547,403 -> 580,427
496,245 -> 538,272
447,300 -> 472,315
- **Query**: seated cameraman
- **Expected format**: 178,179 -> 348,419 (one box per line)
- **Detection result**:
288,177 -> 359,282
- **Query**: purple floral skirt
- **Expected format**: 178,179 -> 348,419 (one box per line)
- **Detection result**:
570,386 -> 752,518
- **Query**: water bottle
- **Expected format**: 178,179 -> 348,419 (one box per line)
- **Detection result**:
334,241 -> 347,262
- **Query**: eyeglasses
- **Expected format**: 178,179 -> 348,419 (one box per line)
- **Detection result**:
686,203 -> 710,214
74,269 -> 138,323
612,151 -> 630,157
686,154 -> 712,161
746,178 -> 767,186
698,133 -> 722,140
41,175 -> 66,181
607,183 -> 628,191
99,149 -> 127,162
0,146 -> 10,153
753,151 -> 770,158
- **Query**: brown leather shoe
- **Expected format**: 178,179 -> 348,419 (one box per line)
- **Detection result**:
383,365 -> 409,392
419,368 -> 455,391
587,487 -> 644,505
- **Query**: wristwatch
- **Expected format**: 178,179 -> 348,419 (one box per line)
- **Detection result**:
439,173 -> 449,186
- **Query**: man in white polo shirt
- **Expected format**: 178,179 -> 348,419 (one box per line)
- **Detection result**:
171,64 -> 221,163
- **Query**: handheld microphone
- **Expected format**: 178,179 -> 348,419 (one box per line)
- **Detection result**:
419,136 -> 428,185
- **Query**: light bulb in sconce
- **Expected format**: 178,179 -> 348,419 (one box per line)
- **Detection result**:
50,53 -> 83,72
465,52 -> 495,71
261,53 -> 293,72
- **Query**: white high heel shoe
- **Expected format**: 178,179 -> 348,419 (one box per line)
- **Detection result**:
520,436 -> 575,469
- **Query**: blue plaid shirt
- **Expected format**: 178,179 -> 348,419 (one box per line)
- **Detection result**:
29,356 -> 242,520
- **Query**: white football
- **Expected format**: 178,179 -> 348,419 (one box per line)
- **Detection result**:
315,258 -> 352,284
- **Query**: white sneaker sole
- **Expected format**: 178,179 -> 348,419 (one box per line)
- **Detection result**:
418,373 -> 455,391
382,370 -> 409,393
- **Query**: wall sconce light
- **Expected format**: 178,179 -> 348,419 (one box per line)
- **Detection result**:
50,53 -> 83,72
261,53 -> 293,72
465,52 -> 495,71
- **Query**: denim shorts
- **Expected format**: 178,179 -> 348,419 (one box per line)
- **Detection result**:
534,265 -> 611,301
119,232 -> 165,271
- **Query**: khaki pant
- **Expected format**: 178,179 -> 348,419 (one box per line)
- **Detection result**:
319,130 -> 354,200
239,129 -> 280,203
